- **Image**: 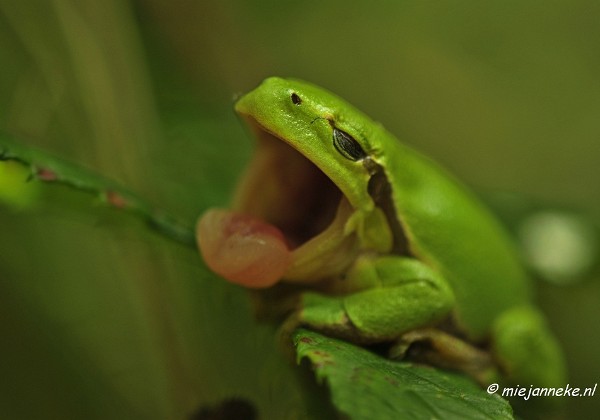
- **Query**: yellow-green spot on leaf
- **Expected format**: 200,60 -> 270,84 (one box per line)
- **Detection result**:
0,162 -> 40,210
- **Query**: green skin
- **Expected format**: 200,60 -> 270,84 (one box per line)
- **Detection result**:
233,77 -> 565,387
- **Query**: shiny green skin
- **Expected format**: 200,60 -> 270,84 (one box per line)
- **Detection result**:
236,77 -> 529,340
235,78 -> 565,387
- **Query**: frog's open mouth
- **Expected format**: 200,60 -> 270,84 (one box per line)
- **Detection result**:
196,119 -> 361,289
232,122 -> 343,249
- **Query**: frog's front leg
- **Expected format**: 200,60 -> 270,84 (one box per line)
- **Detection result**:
297,256 -> 455,343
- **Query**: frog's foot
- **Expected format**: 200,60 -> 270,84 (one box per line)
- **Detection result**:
492,305 -> 566,388
390,328 -> 498,385
293,257 -> 455,343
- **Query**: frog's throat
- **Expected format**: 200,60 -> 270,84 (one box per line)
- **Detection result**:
231,121 -> 362,284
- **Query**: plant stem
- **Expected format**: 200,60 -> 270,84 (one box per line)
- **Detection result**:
0,133 -> 196,248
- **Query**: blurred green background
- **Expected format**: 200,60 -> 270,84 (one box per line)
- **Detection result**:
0,1 -> 599,419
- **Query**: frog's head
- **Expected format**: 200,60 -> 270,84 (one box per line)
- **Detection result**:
197,77 -> 394,289
234,77 -> 378,211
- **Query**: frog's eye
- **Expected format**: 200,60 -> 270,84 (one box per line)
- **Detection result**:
290,92 -> 302,105
333,128 -> 367,161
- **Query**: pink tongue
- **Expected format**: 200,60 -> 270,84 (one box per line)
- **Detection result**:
196,209 -> 292,288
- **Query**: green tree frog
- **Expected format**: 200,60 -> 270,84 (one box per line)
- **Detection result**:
197,77 -> 565,388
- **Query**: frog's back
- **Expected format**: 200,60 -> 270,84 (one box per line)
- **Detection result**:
378,131 -> 531,340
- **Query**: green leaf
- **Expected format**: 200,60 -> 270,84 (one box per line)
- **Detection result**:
294,329 -> 513,420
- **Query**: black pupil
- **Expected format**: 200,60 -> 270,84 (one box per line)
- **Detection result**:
291,93 -> 302,105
